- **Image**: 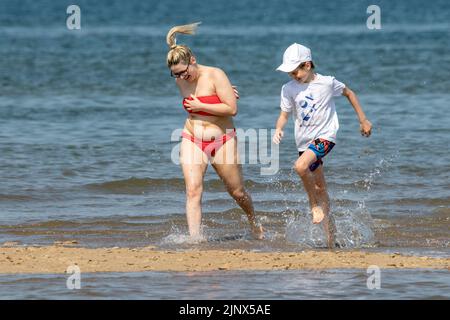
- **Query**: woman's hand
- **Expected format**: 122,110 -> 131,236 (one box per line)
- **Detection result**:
360,119 -> 372,137
184,94 -> 205,112
272,128 -> 284,144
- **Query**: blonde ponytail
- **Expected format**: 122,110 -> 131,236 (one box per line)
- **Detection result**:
166,22 -> 201,67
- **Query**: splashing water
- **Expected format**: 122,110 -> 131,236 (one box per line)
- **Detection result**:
160,153 -> 397,248
161,233 -> 207,245
285,207 -> 375,248
161,224 -> 251,245
284,154 -> 401,248
285,212 -> 328,248
361,152 -> 399,191
161,225 -> 207,245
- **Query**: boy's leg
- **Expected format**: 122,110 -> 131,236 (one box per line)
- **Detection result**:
294,149 -> 321,212
311,165 -> 329,221
295,140 -> 336,248
301,138 -> 335,224
311,165 -> 336,248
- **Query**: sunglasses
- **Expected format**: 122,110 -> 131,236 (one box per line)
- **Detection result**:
170,61 -> 190,78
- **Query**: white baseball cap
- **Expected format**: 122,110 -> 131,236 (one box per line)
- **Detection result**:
276,43 -> 312,73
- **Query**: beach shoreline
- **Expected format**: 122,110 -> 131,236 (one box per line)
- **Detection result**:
0,245 -> 448,274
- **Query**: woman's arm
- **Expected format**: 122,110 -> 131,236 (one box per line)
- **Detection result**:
183,68 -> 237,116
342,87 -> 372,137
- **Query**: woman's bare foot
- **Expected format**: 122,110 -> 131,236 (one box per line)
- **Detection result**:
188,224 -> 204,240
251,224 -> 265,240
311,206 -> 325,224
188,233 -> 207,243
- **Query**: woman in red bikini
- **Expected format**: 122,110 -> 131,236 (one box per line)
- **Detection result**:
166,22 -> 263,240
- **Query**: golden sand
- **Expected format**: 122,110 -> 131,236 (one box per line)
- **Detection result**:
0,245 -> 448,274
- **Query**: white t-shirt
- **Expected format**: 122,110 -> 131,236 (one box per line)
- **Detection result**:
280,73 -> 346,151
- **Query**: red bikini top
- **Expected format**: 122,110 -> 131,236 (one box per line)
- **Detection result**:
182,95 -> 222,116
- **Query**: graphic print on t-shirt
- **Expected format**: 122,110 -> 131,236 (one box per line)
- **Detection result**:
296,92 -> 317,125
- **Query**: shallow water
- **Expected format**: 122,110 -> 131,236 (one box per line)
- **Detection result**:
0,0 -> 449,298
0,269 -> 448,300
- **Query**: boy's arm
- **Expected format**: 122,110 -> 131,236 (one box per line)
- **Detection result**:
273,111 -> 290,144
342,87 -> 372,137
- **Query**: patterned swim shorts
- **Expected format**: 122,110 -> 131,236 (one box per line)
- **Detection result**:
298,138 -> 335,172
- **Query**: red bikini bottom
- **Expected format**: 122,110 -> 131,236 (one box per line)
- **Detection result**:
181,129 -> 236,158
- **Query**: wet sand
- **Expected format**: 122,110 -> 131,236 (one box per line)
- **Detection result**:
0,245 -> 448,274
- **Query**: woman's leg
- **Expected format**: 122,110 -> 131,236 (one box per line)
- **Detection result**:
210,136 -> 264,239
180,136 -> 208,238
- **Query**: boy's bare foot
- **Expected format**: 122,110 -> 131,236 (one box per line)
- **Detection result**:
311,206 -> 325,224
251,224 -> 265,240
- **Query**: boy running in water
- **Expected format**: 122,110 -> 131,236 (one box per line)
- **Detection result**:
273,43 -> 372,248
